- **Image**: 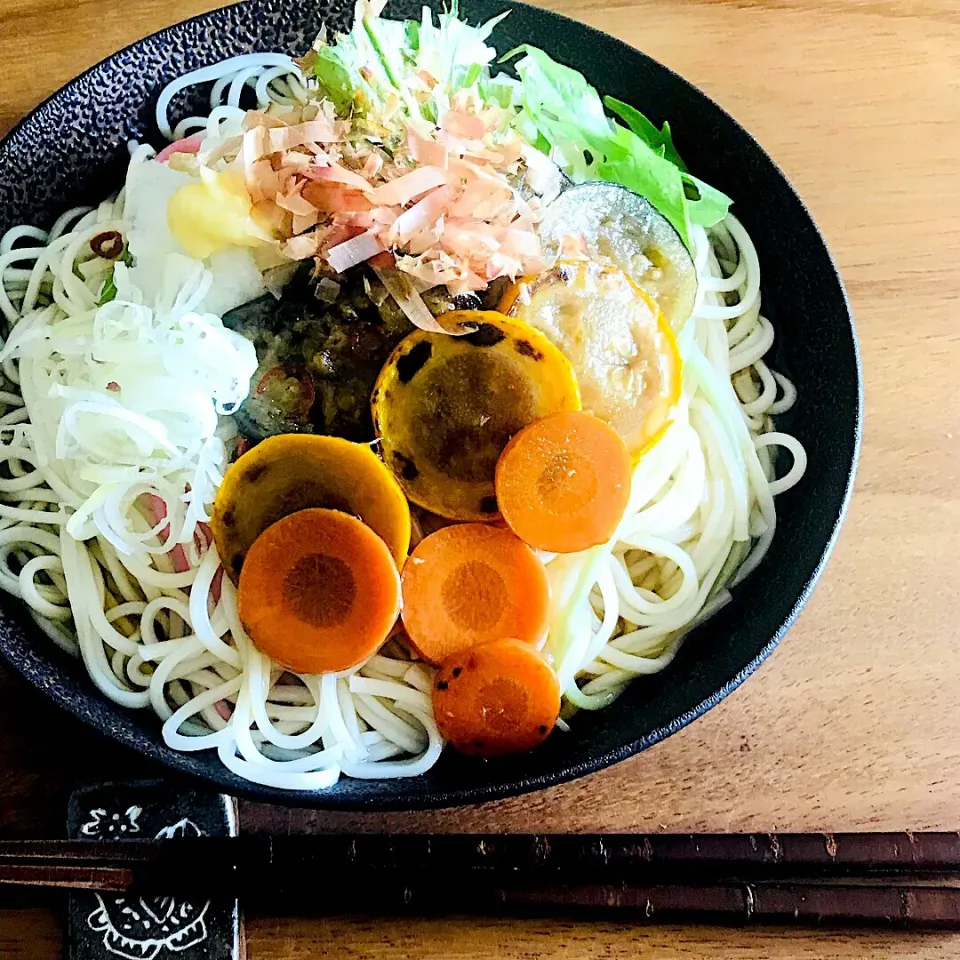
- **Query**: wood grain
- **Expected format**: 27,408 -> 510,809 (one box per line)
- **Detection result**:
8,908 -> 960,960
0,0 -> 956,955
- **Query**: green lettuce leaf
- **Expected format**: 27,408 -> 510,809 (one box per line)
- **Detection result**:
682,173 -> 732,228
607,96 -> 730,229
604,95 -> 686,170
311,11 -> 404,115
504,44 -> 613,143
504,44 -> 731,248
313,40 -> 372,113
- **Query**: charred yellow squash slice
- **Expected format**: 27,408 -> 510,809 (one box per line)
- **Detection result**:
372,311 -> 581,521
501,260 -> 682,458
212,434 -> 410,584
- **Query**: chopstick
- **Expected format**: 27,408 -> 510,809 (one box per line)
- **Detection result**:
3,833 -> 960,925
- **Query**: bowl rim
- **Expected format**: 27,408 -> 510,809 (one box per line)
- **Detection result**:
0,0 -> 863,810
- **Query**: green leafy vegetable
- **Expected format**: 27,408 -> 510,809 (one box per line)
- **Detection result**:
504,44 -> 731,248
312,43 -> 367,113
504,44 -> 613,144
403,19 -> 420,54
306,4 -> 731,249
97,274 -> 118,307
605,100 -> 732,228
361,14 -> 411,97
604,96 -> 685,170
461,62 -> 483,88
309,0 -> 508,121
682,173 -> 733,230
96,247 -> 134,307
310,9 -> 405,115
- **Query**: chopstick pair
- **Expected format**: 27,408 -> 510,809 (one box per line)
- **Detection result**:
3,833 -> 960,925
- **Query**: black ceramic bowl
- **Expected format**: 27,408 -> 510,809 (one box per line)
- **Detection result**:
0,0 -> 861,809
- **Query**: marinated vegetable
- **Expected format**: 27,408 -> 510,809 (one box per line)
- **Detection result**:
211,434 -> 410,584
401,523 -> 550,665
496,410 -> 633,553
372,310 -> 581,520
223,268 -> 478,443
502,260 -> 682,457
531,182 -> 698,330
237,509 -> 401,675
432,638 -> 561,757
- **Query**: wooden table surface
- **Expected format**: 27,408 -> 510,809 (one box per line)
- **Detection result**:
1,0 -> 958,955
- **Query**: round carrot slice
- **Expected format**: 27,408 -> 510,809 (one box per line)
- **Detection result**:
401,524 -> 549,665
432,638 -> 561,757
237,508 -> 400,675
496,410 -> 632,554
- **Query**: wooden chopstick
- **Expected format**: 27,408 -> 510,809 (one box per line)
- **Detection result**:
2,833 -> 960,925
0,862 -> 134,892
4,830 -> 958,871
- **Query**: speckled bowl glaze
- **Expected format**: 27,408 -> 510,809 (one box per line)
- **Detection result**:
0,0 -> 861,809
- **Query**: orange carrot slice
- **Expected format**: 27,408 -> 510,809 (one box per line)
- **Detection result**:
496,410 -> 632,554
238,508 -> 400,675
432,637 -> 561,756
400,524 -> 549,665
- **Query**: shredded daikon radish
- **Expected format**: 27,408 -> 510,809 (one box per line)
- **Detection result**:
1,253 -> 257,553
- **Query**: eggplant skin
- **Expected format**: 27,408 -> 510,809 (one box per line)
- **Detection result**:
538,182 -> 698,330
